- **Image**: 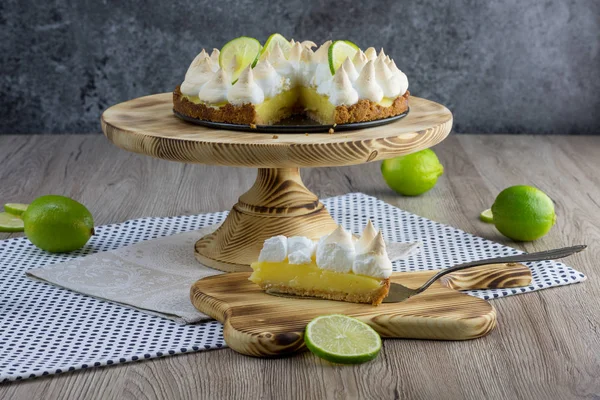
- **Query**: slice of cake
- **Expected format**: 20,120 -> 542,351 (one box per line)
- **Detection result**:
249,221 -> 393,305
173,34 -> 409,126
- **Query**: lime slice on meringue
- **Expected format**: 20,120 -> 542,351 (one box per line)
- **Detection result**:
260,33 -> 292,58
328,40 -> 360,75
219,36 -> 262,82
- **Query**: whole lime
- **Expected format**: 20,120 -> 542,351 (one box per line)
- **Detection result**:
491,185 -> 556,241
381,149 -> 444,196
22,195 -> 94,253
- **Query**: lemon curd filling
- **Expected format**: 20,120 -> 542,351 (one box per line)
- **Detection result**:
249,258 -> 384,294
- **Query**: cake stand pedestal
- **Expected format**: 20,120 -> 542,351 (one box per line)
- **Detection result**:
101,93 -> 452,272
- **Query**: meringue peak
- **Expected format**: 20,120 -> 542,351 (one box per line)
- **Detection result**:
356,220 -> 378,253
270,42 -> 287,63
323,225 -> 353,245
199,68 -> 231,103
187,53 -> 213,75
314,40 -> 332,62
341,57 -> 359,81
329,65 -> 359,105
254,59 -> 277,75
352,50 -> 368,73
227,66 -> 265,105
364,231 -> 388,256
253,60 -> 284,98
301,40 -> 317,49
237,65 -> 254,84
289,42 -> 303,62
364,47 -> 377,60
300,46 -> 314,63
375,56 -> 394,81
354,60 -> 384,102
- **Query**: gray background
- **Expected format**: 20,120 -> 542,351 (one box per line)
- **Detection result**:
1,0 -> 598,135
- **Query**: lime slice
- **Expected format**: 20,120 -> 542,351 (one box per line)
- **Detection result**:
0,212 -> 24,232
328,40 -> 360,75
4,203 -> 29,216
219,36 -> 262,82
480,208 -> 494,223
260,33 -> 291,58
304,314 -> 381,364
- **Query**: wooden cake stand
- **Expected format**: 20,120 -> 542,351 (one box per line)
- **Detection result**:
101,93 -> 453,272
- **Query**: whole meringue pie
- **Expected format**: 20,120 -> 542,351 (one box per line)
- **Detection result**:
173,35 -> 409,125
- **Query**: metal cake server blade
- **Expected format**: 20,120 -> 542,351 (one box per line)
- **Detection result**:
265,245 -> 586,304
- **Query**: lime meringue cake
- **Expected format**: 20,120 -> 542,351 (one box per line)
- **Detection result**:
249,222 -> 392,305
173,34 -> 410,125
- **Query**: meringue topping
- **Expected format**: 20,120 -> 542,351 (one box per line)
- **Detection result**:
209,49 -> 220,70
364,47 -> 377,60
355,220 -> 378,253
341,57 -> 359,82
287,236 -> 316,265
352,231 -> 393,279
316,225 -> 356,273
352,50 -> 368,73
182,39 -> 409,106
256,222 -> 394,279
314,40 -> 332,62
258,235 -> 287,262
301,40 -> 317,49
181,56 -> 215,96
198,68 -> 231,103
375,57 -> 402,98
266,42 -> 295,77
227,66 -> 264,105
328,66 -> 359,106
288,42 -> 303,63
354,60 -> 384,102
253,60 -> 285,98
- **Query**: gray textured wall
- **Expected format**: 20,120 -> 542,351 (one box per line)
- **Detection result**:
1,0 -> 598,134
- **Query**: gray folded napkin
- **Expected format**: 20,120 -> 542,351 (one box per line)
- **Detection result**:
27,225 -> 420,324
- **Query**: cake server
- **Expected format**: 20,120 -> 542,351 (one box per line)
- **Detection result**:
381,244 -> 586,303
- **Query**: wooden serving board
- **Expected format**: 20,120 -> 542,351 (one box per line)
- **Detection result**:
190,263 -> 532,357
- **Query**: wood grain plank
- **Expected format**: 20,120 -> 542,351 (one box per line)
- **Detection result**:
190,264 -> 531,357
0,134 -> 599,400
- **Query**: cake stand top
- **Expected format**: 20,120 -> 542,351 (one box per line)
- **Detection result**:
101,93 -> 452,168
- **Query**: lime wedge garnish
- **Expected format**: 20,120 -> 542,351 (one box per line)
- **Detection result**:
219,36 -> 262,82
480,208 -> 494,223
4,203 -> 29,216
0,212 -> 24,232
304,314 -> 381,364
328,40 -> 360,75
260,33 -> 291,58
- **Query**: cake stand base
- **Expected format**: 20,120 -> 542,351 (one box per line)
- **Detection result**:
194,168 -> 338,272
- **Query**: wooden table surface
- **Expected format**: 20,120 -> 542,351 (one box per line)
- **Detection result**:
0,134 -> 599,400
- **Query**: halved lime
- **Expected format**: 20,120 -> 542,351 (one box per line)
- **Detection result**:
480,208 -> 494,223
219,36 -> 262,82
0,212 -> 24,232
260,33 -> 291,58
304,314 -> 381,364
328,40 -> 360,75
4,203 -> 29,216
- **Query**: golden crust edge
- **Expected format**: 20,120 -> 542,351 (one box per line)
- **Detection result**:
257,278 -> 391,306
